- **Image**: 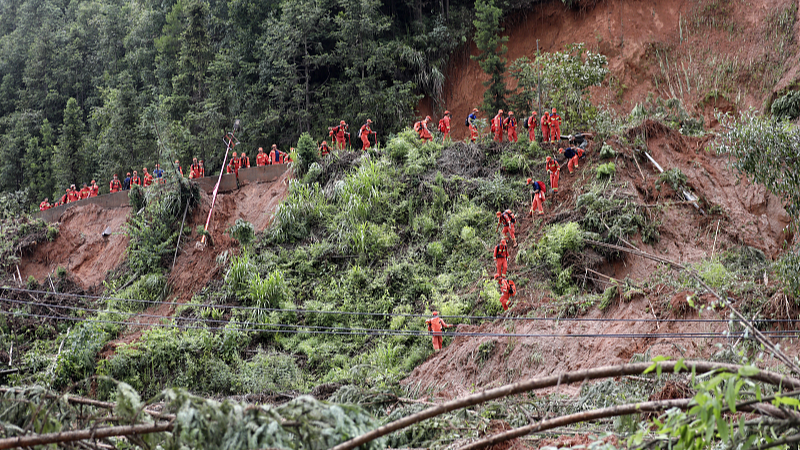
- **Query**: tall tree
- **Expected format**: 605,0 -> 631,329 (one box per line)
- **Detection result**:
22,118 -> 54,201
471,0 -> 508,115
53,98 -> 85,192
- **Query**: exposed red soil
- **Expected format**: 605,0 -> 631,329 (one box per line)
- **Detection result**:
421,0 -> 798,139
19,203 -> 131,289
403,127 -> 795,399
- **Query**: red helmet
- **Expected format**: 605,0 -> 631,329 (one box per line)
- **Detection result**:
526,178 -> 532,185
498,109 -> 503,114
444,110 -> 450,115
432,311 -> 439,316
509,111 -> 514,115
321,141 -> 327,145
126,172 -> 130,176
425,116 -> 431,121
552,108 -> 557,113
472,108 -> 478,113
531,111 -> 537,115
496,211 -> 502,217
558,148 -> 565,153
91,179 -> 96,183
340,120 -> 346,125
367,119 -> 372,123
500,239 -> 507,245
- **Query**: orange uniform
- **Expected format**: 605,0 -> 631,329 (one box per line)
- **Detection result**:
66,188 -> 79,203
359,120 -> 374,150
89,181 -> 99,197
438,112 -> 451,141
39,200 -> 51,211
239,155 -> 250,168
256,149 -> 269,166
318,142 -> 331,158
79,186 -> 91,199
546,157 -> 560,193
550,109 -> 561,143
331,121 -> 349,150
131,174 -> 141,186
110,177 -> 122,193
527,112 -> 537,142
425,312 -> 452,351
528,179 -> 546,216
492,110 -> 504,142
143,172 -> 153,187
561,147 -> 584,174
541,112 -> 551,143
414,117 -> 432,142
198,163 -> 205,177
468,109 -> 479,142
494,240 -> 509,279
496,210 -> 517,247
498,278 -> 516,311
504,112 -> 518,143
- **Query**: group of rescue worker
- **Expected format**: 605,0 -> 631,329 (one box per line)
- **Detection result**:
465,107 -> 562,144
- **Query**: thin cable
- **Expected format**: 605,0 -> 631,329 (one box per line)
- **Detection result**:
4,309 -> 800,340
3,286 -> 794,324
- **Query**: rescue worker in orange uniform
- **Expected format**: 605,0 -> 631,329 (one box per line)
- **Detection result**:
39,198 -> 51,211
546,156 -> 560,193
414,116 -> 433,142
467,108 -> 479,142
438,110 -> 451,142
190,158 -> 200,177
560,146 -> 585,174
541,110 -> 551,143
269,144 -> 283,165
226,153 -> 238,174
492,109 -> 504,142
425,311 -> 453,351
359,119 -> 375,150
240,152 -> 250,168
110,174 -> 122,193
527,111 -> 537,142
550,108 -> 561,143
142,168 -> 153,187
527,178 -> 546,216
79,183 -> 91,199
256,147 -> 269,166
89,180 -> 99,197
131,170 -> 141,186
331,120 -> 349,150
495,209 -> 517,247
198,160 -> 205,177
497,277 -> 516,311
318,141 -> 331,158
505,111 -> 518,143
494,239 -> 509,279
66,185 -> 79,203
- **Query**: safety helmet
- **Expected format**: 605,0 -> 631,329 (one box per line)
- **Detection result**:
174,160 -> 179,163
509,111 -> 514,115
70,184 -> 76,189
432,311 -> 439,316
340,120 -> 346,125
425,116 -> 431,121
505,209 -> 512,214
472,108 -> 478,112
193,157 -> 197,161
501,239 -> 507,245
321,141 -> 327,145
258,147 -> 263,151
546,156 -> 552,162
444,110 -> 450,115
552,108 -> 557,113
113,174 -> 118,177
531,110 -> 537,115
133,170 -> 138,174
126,172 -> 130,176
496,211 -> 502,217
526,178 -> 532,185
367,119 -> 372,123
232,152 -> 237,156
498,109 -> 503,114
272,144 -> 277,148
200,160 -> 204,164
91,179 -> 96,183
241,153 -> 246,157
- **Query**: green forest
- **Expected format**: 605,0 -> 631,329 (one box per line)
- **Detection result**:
0,0 -> 546,207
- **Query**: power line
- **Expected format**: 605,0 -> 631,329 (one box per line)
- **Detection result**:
3,307 -> 800,340
3,286 -> 794,325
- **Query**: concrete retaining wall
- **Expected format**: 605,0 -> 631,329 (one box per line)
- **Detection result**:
37,164 -> 288,223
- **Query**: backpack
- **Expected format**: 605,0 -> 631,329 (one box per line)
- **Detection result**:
523,117 -> 529,129
414,121 -> 422,132
537,181 -> 547,194
508,280 -> 516,296
438,118 -> 446,132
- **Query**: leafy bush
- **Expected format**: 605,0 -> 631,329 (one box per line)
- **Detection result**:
295,132 -> 318,176
599,142 -> 616,159
595,162 -> 616,180
114,273 -> 167,312
227,219 -> 255,248
532,222 -> 584,271
500,152 -> 528,174
248,270 -> 289,322
657,168 -> 688,192
771,90 -> 800,121
270,181 -> 328,243
55,322 -> 111,388
577,186 -> 660,245
696,260 -> 733,291
225,252 -> 258,298
238,352 -> 307,393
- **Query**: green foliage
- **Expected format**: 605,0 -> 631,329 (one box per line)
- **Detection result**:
630,97 -> 704,135
295,132 -> 318,176
577,185 -> 660,245
0,215 -> 47,271
55,322 -> 111,388
509,44 -> 608,131
270,181 -> 328,243
225,252 -> 258,299
771,90 -> 800,121
128,184 -> 145,212
471,0 -> 509,114
695,260 -> 733,291
113,273 -> 168,312
52,98 -> 86,194
530,222 -> 584,272
599,142 -> 616,159
595,162 -> 616,180
227,219 -> 255,248
657,168 -> 688,192
248,270 -> 289,322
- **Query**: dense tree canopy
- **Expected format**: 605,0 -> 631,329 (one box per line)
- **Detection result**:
0,0 -> 483,207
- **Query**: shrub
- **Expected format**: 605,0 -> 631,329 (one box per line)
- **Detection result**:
657,168 -> 688,192
114,273 -> 168,312
500,153 -> 528,174
696,260 -> 733,291
595,162 -> 616,180
532,222 -> 584,272
248,270 -> 289,322
46,225 -> 59,241
238,352 -> 307,393
227,219 -> 255,248
771,90 -> 800,121
295,132 -> 318,176
225,252 -> 257,298
55,322 -> 111,388
426,241 -> 445,266
599,142 -> 616,159
270,181 -> 328,243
